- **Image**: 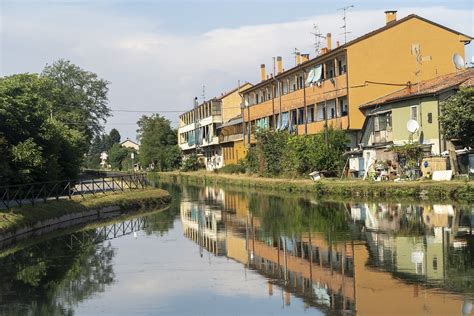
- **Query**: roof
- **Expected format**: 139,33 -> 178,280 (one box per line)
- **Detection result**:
216,82 -> 253,100
360,68 -> 474,109
218,115 -> 243,128
243,14 -> 472,94
120,139 -> 139,146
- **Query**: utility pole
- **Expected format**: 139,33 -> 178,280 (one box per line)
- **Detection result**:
338,5 -> 354,44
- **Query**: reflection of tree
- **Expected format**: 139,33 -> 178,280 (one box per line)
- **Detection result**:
0,230 -> 115,315
445,236 -> 474,295
249,194 -> 350,241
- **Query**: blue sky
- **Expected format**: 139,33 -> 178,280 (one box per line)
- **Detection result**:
1,0 -> 473,140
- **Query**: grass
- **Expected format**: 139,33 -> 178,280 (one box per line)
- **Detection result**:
0,188 -> 171,235
155,170 -> 473,202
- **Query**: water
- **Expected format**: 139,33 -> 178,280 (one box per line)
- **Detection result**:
0,181 -> 472,316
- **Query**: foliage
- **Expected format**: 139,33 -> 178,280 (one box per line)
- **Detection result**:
137,114 -> 181,171
218,163 -> 246,174
439,87 -> 474,147
0,73 -> 87,184
181,153 -> 201,172
84,129 -> 122,169
243,127 -> 348,177
41,59 -> 111,143
391,142 -> 424,178
108,144 -> 130,170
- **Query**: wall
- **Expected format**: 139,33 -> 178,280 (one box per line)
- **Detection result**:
222,140 -> 247,165
221,83 -> 252,123
347,17 -> 468,130
391,96 -> 441,154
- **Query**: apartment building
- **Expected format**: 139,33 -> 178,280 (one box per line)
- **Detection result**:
178,83 -> 252,169
242,11 -> 471,146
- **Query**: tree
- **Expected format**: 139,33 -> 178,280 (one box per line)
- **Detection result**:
107,144 -> 130,171
0,73 -> 87,184
440,87 -> 474,147
41,59 -> 111,144
136,114 -> 181,171
108,128 -> 121,145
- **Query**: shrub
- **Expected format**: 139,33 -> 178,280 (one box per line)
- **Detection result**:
181,154 -> 201,172
218,163 -> 246,174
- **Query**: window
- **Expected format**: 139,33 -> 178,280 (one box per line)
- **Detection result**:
307,106 -> 315,123
255,93 -> 259,104
339,98 -> 348,116
427,112 -> 433,123
433,256 -> 438,271
410,106 -> 418,121
298,108 -> 304,125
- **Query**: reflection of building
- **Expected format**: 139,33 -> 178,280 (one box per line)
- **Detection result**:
180,187 -> 227,256
179,186 -> 473,314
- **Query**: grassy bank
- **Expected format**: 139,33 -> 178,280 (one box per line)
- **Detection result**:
156,171 -> 473,202
0,189 -> 171,235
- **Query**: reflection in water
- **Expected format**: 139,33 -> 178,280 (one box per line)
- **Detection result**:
0,181 -> 472,315
179,185 -> 473,315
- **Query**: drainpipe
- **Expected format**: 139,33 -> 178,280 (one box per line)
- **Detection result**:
304,70 -> 308,135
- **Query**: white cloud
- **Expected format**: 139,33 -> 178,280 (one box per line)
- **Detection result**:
1,5 -> 472,140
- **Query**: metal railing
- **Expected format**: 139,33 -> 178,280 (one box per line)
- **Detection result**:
0,173 -> 148,210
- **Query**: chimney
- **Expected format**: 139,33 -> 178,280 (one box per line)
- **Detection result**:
336,41 -> 340,47
326,33 -> 332,50
296,52 -> 301,65
260,64 -> 266,81
385,10 -> 397,25
277,56 -> 283,74
301,53 -> 310,63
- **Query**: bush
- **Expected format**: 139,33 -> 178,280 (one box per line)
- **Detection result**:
219,163 -> 245,174
243,126 -> 347,178
181,154 -> 201,172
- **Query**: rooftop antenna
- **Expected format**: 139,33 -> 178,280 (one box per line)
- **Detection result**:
310,24 -> 325,56
201,85 -> 206,103
292,48 -> 300,66
411,44 -> 432,93
338,5 -> 354,44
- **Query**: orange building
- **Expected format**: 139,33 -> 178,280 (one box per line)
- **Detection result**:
241,11 -> 472,145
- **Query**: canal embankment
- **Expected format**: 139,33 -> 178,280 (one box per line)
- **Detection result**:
155,171 -> 473,202
0,188 -> 171,241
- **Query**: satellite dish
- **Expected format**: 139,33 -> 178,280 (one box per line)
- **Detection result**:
452,53 -> 465,70
407,120 -> 419,133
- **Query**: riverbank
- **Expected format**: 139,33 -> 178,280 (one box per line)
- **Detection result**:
0,189 -> 171,237
156,171 -> 473,202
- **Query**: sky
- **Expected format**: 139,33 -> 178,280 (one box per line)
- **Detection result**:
1,0 -> 473,141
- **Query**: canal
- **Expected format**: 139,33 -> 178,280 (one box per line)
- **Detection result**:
0,181 -> 472,315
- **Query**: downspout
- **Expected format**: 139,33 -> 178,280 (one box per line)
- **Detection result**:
303,70 -> 308,135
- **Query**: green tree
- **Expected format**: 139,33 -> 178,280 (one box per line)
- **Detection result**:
136,114 -> 181,171
0,73 -> 87,184
108,128 -> 121,145
42,59 -> 111,144
440,87 -> 474,147
107,144 -> 129,171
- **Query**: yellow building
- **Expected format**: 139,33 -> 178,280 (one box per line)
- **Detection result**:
178,82 -> 252,169
242,11 -> 472,146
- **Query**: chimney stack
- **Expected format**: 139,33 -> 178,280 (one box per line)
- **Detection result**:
336,41 -> 340,47
301,53 -> 309,63
277,56 -> 283,74
326,33 -> 332,50
385,10 -> 397,25
260,64 -> 266,81
296,52 -> 301,65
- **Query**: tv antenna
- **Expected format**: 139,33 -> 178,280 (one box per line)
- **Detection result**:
292,48 -> 300,66
201,85 -> 206,103
338,5 -> 354,44
411,44 -> 431,93
310,24 -> 325,56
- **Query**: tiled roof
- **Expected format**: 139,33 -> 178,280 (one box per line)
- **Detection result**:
360,68 -> 474,109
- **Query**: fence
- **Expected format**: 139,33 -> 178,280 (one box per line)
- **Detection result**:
0,173 -> 148,210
